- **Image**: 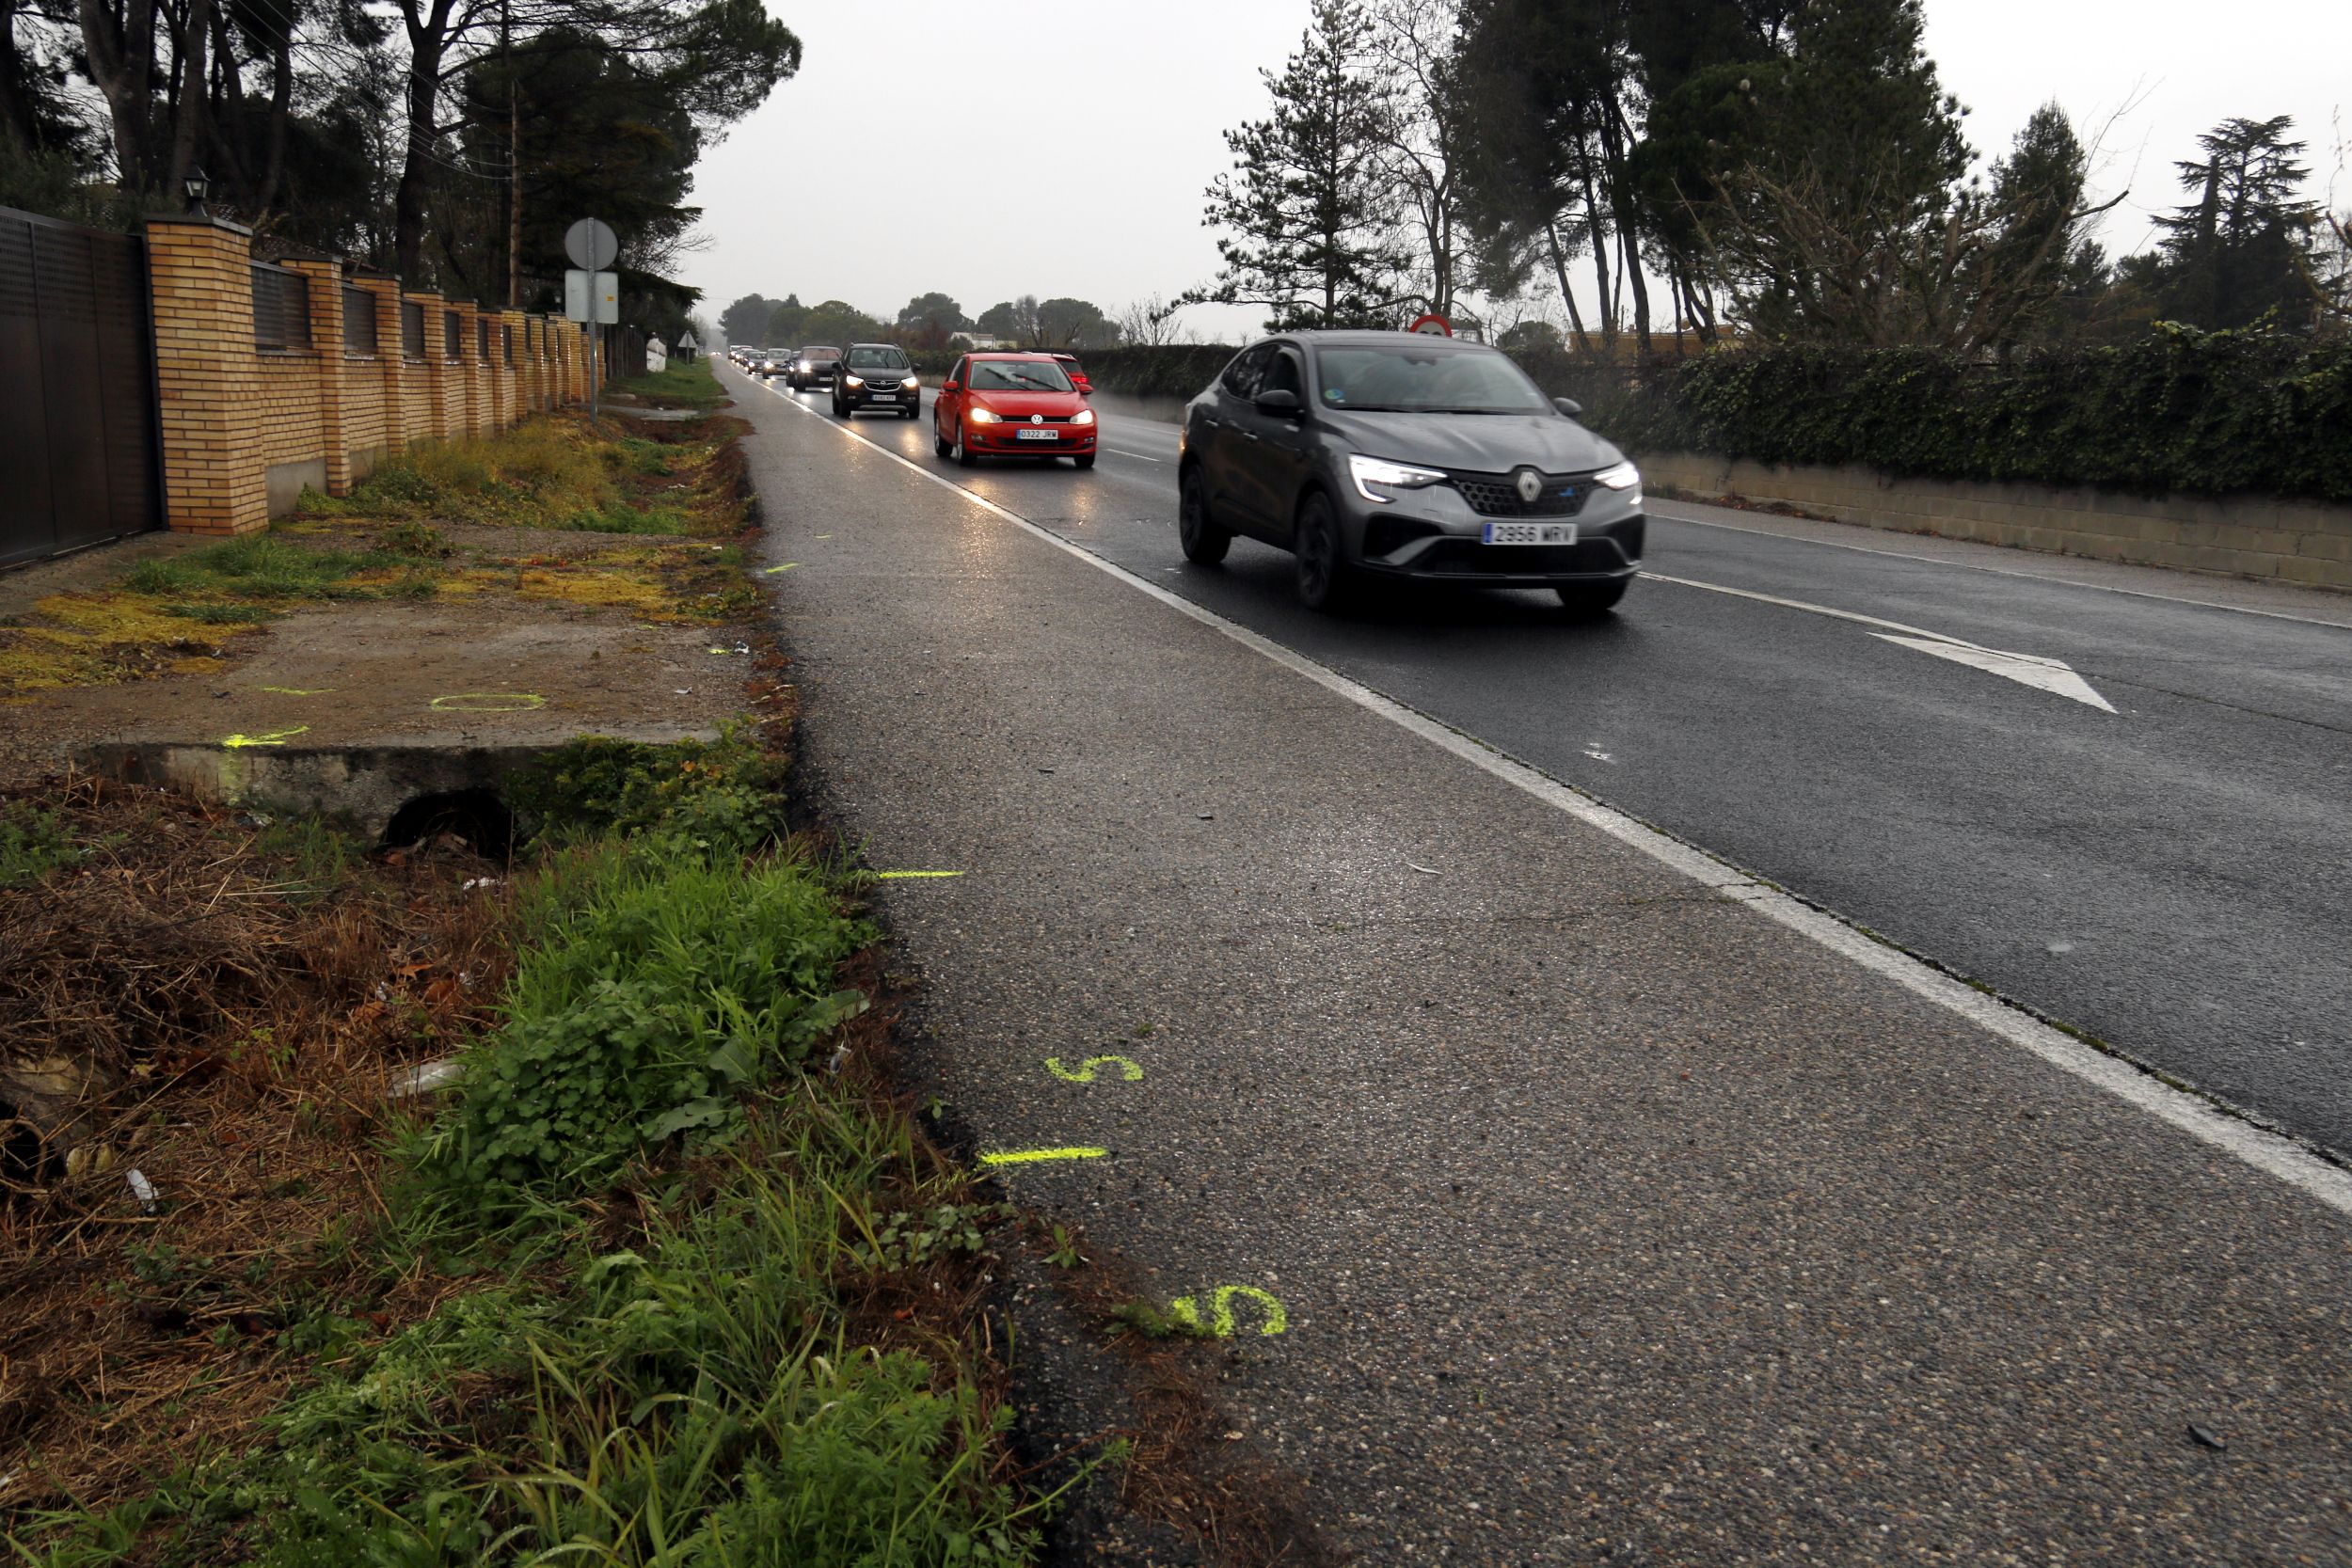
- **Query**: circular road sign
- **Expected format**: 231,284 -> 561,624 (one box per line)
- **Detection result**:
564,217 -> 618,271
1408,312 -> 1452,337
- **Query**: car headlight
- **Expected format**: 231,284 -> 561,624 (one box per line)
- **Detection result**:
1348,453 -> 1447,505
968,406 -> 1001,424
844,374 -> 865,388
1071,407 -> 1095,426
1594,460 -> 1640,490
903,374 -> 919,389
797,360 -> 809,371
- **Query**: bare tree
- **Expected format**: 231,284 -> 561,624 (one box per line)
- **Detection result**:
1364,0 -> 1468,321
1112,294 -> 1185,347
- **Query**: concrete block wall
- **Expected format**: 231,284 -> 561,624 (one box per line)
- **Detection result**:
1638,452 -> 2352,593
144,215 -> 599,535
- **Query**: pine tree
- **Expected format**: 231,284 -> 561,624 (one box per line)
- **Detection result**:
1199,0 -> 1403,329
2152,116 -> 2319,329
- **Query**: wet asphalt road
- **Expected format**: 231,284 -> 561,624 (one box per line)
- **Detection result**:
741,370 -> 2352,1161
725,361 -> 2352,1565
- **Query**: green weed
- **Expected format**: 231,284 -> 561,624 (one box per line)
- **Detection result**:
1107,1300 -> 1215,1341
0,802 -> 87,888
505,728 -> 789,857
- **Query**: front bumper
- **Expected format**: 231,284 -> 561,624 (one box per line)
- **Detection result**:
841,380 -> 920,410
1339,470 -> 1644,583
966,422 -> 1097,453
1357,523 -> 1643,585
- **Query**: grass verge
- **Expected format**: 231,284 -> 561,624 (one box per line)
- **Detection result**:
2,731 -> 1049,1565
0,413 -> 757,699
608,356 -> 732,412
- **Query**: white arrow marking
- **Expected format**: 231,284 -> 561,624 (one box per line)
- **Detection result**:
1642,572 -> 2116,712
1869,633 -> 2117,712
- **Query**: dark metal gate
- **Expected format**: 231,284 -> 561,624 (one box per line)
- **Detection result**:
0,206 -> 161,567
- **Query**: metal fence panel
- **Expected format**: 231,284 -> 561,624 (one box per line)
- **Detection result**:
443,310 -> 460,358
342,285 -> 376,355
401,300 -> 424,359
250,262 -> 310,349
0,206 -> 158,565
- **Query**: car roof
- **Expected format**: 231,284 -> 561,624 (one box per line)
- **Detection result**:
1272,329 -> 1494,349
968,351 -> 1059,360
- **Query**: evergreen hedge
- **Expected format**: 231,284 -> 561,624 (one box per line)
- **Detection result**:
1518,325 -> 2352,504
906,325 -> 2351,503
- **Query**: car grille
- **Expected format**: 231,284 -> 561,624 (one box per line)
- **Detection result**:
1448,469 -> 1590,518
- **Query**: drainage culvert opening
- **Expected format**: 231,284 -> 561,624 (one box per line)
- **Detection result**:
382,789 -> 517,862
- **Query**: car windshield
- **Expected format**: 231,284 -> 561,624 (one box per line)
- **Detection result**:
803,347 -> 840,359
1313,344 -> 1549,414
845,346 -> 909,369
969,359 -> 1073,393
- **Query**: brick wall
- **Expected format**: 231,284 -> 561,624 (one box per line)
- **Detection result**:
144,215 -> 601,536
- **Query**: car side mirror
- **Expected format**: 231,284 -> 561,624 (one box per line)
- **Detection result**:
1255,388 -> 1303,418
943,381 -> 961,392
1552,396 -> 1583,419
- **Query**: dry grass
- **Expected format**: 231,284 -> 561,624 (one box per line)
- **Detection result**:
0,774 -> 512,1512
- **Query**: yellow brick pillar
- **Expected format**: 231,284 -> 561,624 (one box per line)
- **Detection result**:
286,259 -> 349,497
406,293 -> 448,439
350,274 -> 408,450
500,310 -> 526,425
144,215 -> 267,536
452,301 -> 484,436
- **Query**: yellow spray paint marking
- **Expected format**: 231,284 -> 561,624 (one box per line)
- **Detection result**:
762,562 -> 799,575
1168,1285 -> 1289,1338
221,726 -> 310,749
257,686 -> 334,695
875,870 -> 964,880
428,692 -> 546,713
1046,1055 -> 1143,1084
978,1147 -> 1107,1167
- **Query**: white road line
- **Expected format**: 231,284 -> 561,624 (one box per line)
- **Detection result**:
755,374 -> 2352,1219
1649,502 -> 2352,631
1105,449 -> 1165,462
1644,569 -> 2117,710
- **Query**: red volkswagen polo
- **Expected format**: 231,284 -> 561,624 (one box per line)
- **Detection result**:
932,352 -> 1098,468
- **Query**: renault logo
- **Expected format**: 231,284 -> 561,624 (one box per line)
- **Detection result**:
1514,467 -> 1543,505
1031,413 -> 1045,425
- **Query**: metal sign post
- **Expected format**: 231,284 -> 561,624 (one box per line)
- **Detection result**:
564,219 -> 619,423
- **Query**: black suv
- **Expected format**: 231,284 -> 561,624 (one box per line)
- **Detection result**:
1177,331 -> 1644,614
831,343 -> 920,419
787,346 -> 841,392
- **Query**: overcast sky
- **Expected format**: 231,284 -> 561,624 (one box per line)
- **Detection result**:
683,1 -> 2350,343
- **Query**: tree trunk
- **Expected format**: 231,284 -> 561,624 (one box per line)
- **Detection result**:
0,0 -> 37,150
257,26 -> 292,214
1544,222 -> 1593,358
1598,103 -> 1650,355
78,0 -> 158,193
394,0 -> 454,279
162,0 -> 210,201
1574,145 -> 1614,356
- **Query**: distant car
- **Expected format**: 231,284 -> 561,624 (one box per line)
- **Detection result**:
757,347 -> 791,377
728,343 -> 754,365
832,343 -> 920,419
1047,352 -> 1093,397
1177,330 -> 1642,615
933,352 -> 1097,468
788,346 -> 842,392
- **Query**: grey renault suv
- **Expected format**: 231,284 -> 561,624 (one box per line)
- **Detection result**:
1177,331 -> 1644,614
